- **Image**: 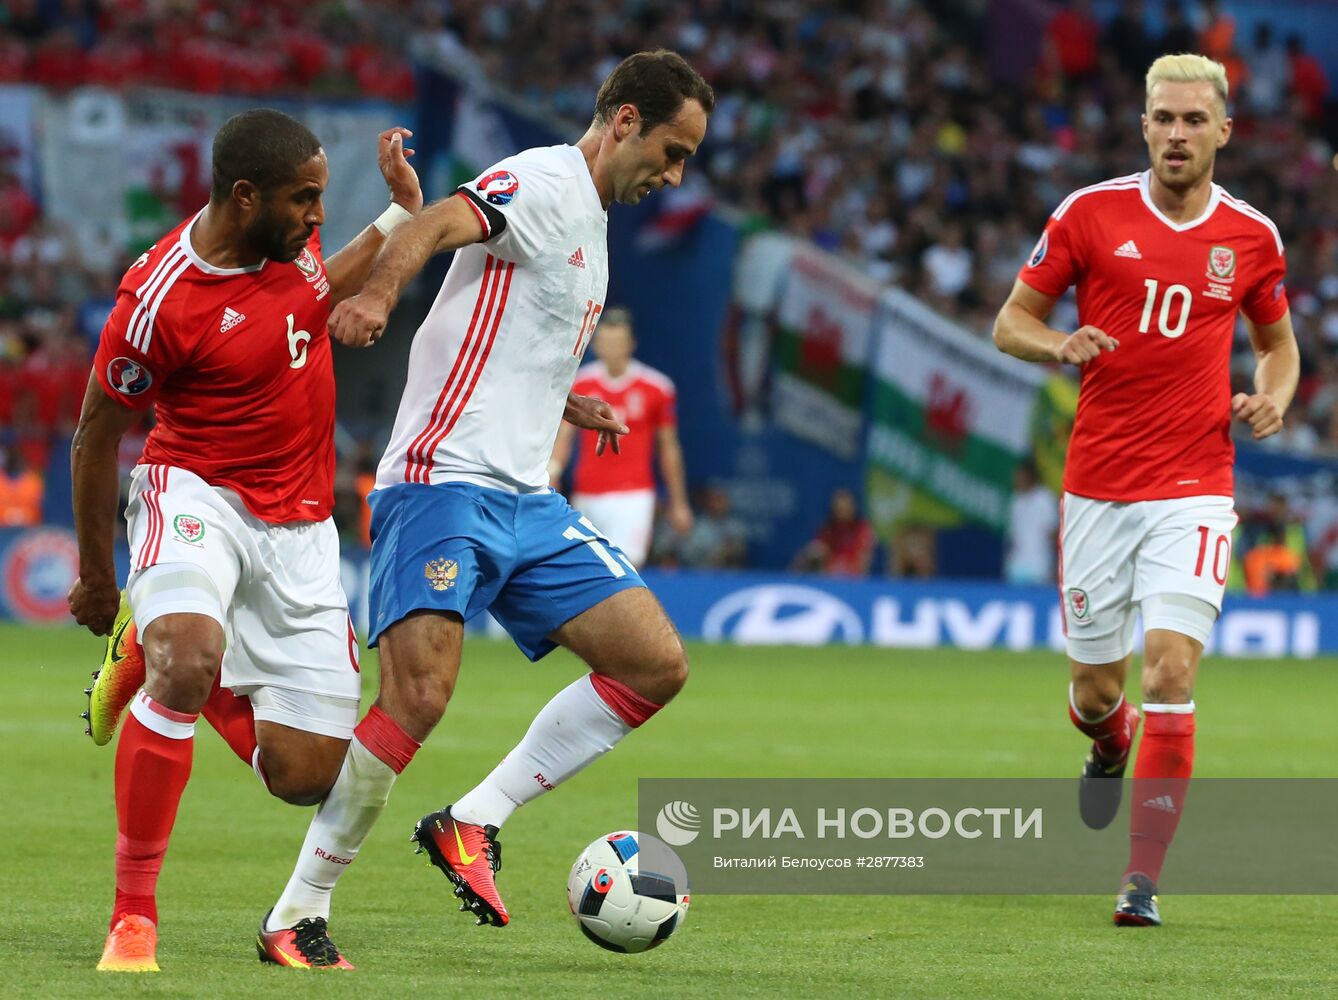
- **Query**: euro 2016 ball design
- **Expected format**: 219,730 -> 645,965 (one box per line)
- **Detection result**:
566,831 -> 690,953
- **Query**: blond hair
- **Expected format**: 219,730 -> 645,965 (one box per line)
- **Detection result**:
1146,53 -> 1229,113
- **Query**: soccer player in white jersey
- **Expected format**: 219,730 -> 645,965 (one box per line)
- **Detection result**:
256,50 -> 713,930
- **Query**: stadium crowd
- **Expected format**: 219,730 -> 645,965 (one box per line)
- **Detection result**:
2,0 -> 1337,586
407,0 -> 1338,454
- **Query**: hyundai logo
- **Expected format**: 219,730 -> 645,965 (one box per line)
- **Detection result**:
702,585 -> 865,645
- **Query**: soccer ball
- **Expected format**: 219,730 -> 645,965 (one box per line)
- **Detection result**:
566,831 -> 690,953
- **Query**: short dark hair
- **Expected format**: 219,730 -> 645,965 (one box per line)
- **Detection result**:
210,109 -> 322,203
593,50 -> 715,134
599,306 -> 634,330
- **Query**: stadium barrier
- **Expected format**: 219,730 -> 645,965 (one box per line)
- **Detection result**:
5,531 -> 1332,659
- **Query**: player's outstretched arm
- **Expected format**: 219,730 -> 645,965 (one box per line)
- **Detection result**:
993,279 -> 1118,365
326,128 -> 423,306
68,376 -> 144,636
1232,311 -> 1299,440
329,194 -> 487,348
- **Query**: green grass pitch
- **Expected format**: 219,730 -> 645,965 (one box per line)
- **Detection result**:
1,624 -> 1335,998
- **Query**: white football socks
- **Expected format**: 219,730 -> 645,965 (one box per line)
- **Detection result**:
266,736 -> 397,931
452,675 -> 631,829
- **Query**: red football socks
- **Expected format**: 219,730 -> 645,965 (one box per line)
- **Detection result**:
200,675 -> 257,766
111,696 -> 197,928
1068,689 -> 1137,764
1125,706 -> 1195,882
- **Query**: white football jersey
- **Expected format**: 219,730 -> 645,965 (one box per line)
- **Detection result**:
377,144 -> 610,493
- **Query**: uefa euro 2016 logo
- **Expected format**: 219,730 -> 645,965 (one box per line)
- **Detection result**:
477,171 -> 519,206
106,357 -> 152,396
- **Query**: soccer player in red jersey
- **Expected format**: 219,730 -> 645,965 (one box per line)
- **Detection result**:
992,54 -> 1299,926
549,307 -> 693,565
68,109 -> 422,970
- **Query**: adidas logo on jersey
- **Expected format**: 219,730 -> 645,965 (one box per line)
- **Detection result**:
567,247 -> 586,269
220,307 -> 246,333
1114,240 -> 1143,259
1142,795 -> 1177,814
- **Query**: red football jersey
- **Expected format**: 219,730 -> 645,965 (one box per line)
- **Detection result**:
1020,171 -> 1288,502
570,360 -> 676,494
93,212 -> 336,523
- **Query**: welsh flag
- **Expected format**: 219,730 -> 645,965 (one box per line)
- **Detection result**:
771,245 -> 879,459
865,289 -> 1047,532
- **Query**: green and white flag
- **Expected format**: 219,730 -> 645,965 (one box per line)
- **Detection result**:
772,245 -> 880,460
866,289 -> 1047,532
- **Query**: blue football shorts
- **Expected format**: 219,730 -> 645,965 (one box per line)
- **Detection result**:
366,482 -> 646,660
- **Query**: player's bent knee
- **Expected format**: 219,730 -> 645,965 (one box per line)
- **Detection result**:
630,642 -> 688,706
1071,681 -> 1121,720
263,762 -> 339,806
140,637 -> 223,711
256,726 -> 350,806
383,669 -> 452,735
657,647 -> 690,701
1142,670 -> 1194,705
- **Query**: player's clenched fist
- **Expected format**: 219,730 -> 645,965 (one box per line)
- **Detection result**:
330,292 -> 390,348
68,575 -> 120,636
1231,391 -> 1285,440
1054,325 -> 1119,365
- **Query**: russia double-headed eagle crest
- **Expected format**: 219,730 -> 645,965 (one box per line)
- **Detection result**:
424,557 -> 459,592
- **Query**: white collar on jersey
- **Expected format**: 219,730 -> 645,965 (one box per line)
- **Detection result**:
561,144 -> 607,219
592,360 -> 645,390
1137,169 -> 1222,233
179,209 -> 269,275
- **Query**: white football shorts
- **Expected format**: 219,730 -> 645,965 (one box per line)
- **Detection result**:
572,489 -> 656,566
1059,492 -> 1237,664
124,464 -> 361,738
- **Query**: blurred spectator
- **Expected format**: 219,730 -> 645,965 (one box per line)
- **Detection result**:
1240,493 -> 1312,595
1244,23 -> 1289,117
921,220 -> 972,303
792,488 -> 876,577
355,446 -> 378,550
1004,460 -> 1059,585
0,444 -> 42,526
1305,477 -> 1338,589
655,485 -> 747,570
1242,524 -> 1302,596
0,167 -> 39,252
1104,0 -> 1153,80
888,524 -> 937,578
330,441 -> 380,550
1044,0 -> 1100,85
1285,34 -> 1330,125
1156,1 -> 1196,55
1197,1 -> 1245,92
